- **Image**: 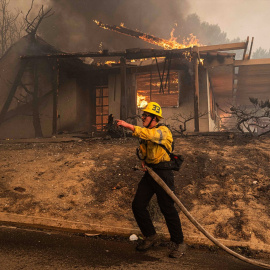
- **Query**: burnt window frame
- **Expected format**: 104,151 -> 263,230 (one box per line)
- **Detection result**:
95,85 -> 109,131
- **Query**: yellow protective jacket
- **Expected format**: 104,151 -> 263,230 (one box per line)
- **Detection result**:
132,124 -> 173,164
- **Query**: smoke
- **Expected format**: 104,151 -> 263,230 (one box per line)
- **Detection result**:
37,0 -> 190,52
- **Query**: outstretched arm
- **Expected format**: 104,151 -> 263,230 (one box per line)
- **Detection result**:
116,119 -> 135,132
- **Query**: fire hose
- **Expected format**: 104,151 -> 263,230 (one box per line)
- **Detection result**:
142,165 -> 270,269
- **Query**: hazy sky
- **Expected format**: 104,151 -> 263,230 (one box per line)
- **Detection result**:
189,0 -> 270,51
12,0 -> 270,52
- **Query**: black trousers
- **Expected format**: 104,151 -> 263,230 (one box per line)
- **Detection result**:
132,169 -> 184,244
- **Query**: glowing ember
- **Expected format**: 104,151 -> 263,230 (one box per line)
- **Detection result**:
137,94 -> 148,108
104,60 -> 118,65
94,20 -> 109,30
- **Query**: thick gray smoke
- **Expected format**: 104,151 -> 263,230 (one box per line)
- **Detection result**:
38,0 -> 190,52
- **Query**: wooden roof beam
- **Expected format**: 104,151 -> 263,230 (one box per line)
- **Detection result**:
248,37 -> 254,59
197,42 -> 247,53
20,41 -> 246,60
235,58 -> 270,66
242,36 -> 249,60
21,51 -> 127,59
20,48 -> 191,60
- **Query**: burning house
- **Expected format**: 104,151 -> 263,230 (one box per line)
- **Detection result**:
0,20 -> 269,139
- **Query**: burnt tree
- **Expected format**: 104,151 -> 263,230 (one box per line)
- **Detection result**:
217,98 -> 270,136
0,1 -> 54,137
25,3 -> 53,137
171,111 -> 208,135
0,0 -> 26,56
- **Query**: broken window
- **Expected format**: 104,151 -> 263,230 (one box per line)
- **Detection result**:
96,86 -> 109,131
136,71 -> 179,108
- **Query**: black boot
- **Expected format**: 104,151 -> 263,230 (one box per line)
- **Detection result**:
168,242 -> 187,258
136,234 -> 160,251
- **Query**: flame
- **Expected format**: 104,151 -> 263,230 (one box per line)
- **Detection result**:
140,29 -> 201,50
94,20 -> 109,30
137,94 -> 148,108
104,60 -> 118,66
94,20 -> 202,50
152,82 -> 161,87
95,20 -> 204,65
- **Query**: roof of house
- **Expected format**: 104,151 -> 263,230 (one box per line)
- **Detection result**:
18,36 -> 270,106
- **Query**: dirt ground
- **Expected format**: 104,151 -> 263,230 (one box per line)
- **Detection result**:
0,133 -> 270,253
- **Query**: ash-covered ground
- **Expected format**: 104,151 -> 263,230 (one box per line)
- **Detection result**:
0,134 -> 270,253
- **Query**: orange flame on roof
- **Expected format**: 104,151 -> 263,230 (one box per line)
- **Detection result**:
94,20 -> 202,50
140,28 -> 201,50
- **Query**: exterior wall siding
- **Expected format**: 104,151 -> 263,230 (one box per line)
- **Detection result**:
57,79 -> 77,132
108,74 -> 121,119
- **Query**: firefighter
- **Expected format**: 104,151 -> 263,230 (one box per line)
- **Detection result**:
116,102 -> 186,258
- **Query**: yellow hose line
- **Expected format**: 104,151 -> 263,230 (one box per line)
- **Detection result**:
146,166 -> 270,269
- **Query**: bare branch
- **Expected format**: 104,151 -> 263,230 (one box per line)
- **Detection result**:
20,81 -> 33,95
25,2 -> 54,35
13,95 -> 27,104
170,111 -> 208,135
25,0 -> 34,25
219,98 -> 270,136
258,129 -> 270,137
0,0 -> 26,56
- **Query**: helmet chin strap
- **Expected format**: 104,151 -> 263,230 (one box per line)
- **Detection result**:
146,115 -> 155,128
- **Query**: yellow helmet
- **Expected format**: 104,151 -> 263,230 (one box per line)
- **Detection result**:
142,102 -> 163,119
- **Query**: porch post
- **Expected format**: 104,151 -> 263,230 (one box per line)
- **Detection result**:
33,59 -> 43,137
193,49 -> 200,132
52,59 -> 59,135
120,57 -> 127,119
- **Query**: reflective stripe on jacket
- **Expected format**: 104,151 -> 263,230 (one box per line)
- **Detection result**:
132,125 -> 173,164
